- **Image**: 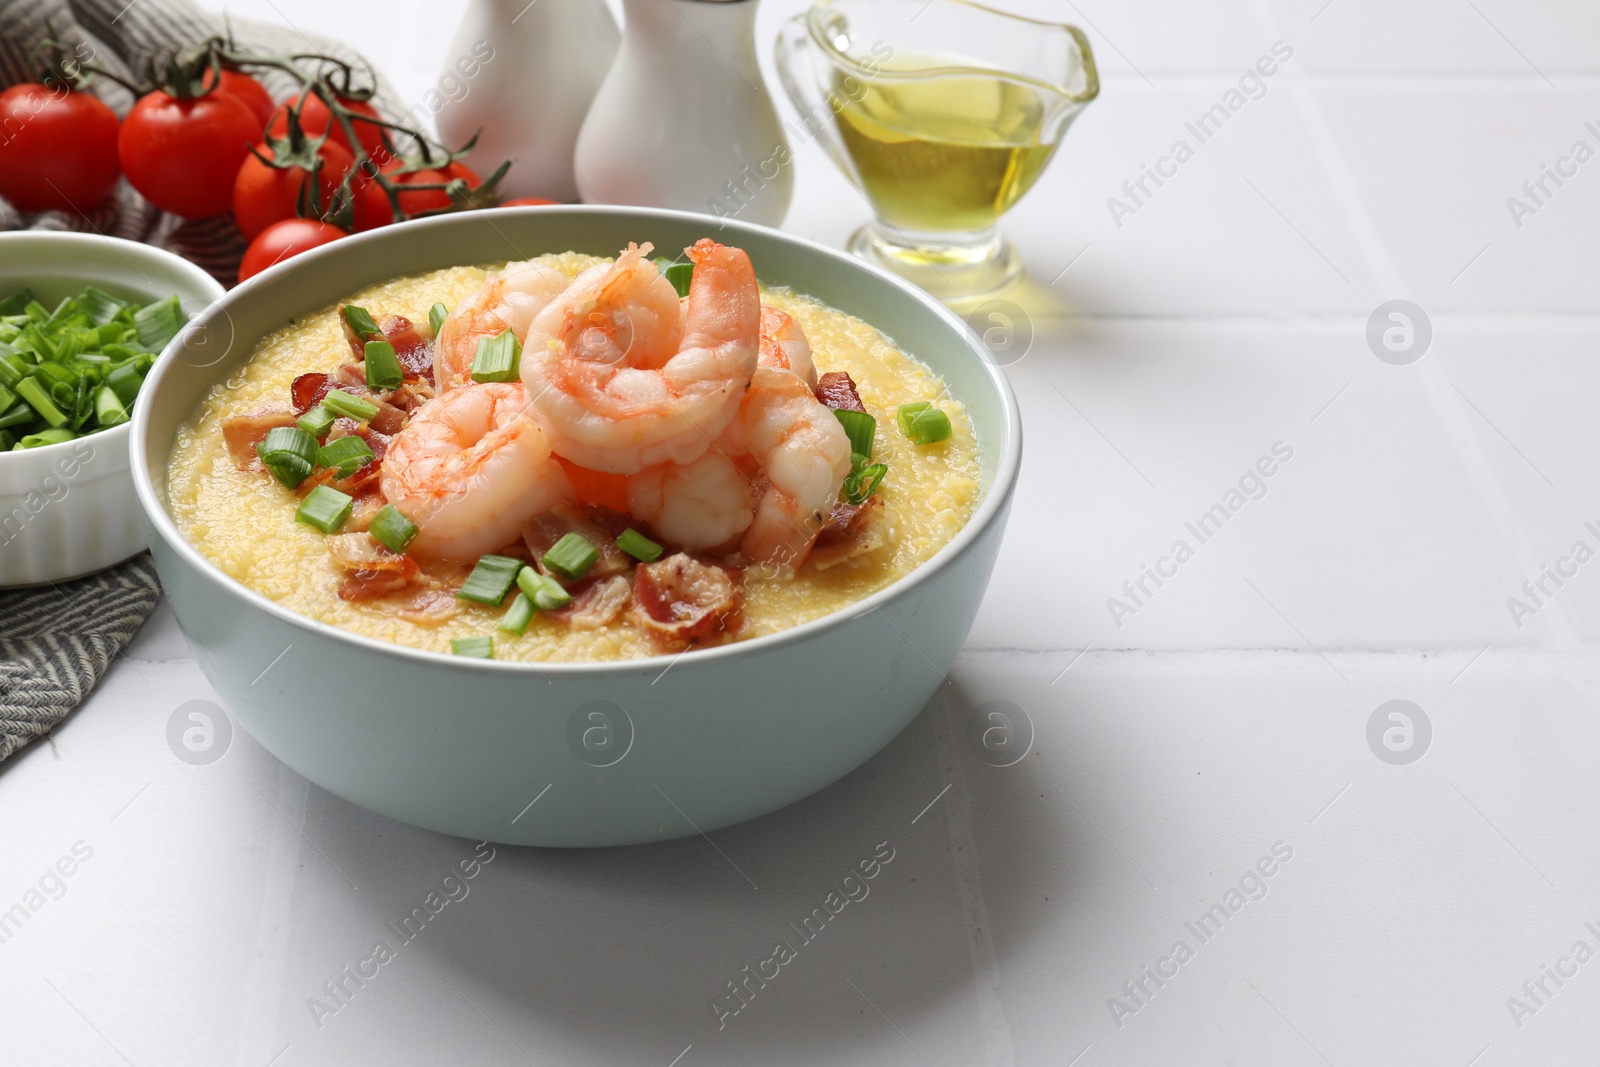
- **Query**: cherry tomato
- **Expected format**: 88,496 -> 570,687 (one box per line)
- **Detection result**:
499,197 -> 559,207
120,89 -> 260,218
233,139 -> 357,240
388,168 -> 454,216
238,219 -> 347,283
350,172 -> 398,231
0,84 -> 120,213
214,70 -> 273,131
267,91 -> 388,163
440,160 -> 480,187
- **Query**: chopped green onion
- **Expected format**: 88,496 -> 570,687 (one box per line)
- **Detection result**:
295,484 -> 353,534
93,385 -> 129,427
458,554 -> 525,605
15,377 -> 68,428
543,532 -> 598,579
0,403 -> 34,430
428,302 -> 449,335
79,287 -> 130,326
0,429 -> 13,451
369,504 -> 419,554
451,635 -> 495,658
133,295 -> 184,351
660,261 -> 694,298
842,453 -> 887,505
0,352 -> 21,389
17,427 -> 74,448
0,289 -> 33,317
516,566 -> 572,610
471,328 -> 521,384
833,409 -> 876,459
897,402 -> 952,445
258,425 -> 318,488
497,592 -> 536,636
297,404 -> 335,438
315,434 -> 375,478
616,527 -> 663,562
341,304 -> 382,340
363,340 -> 403,390
321,389 -> 381,421
105,362 -> 143,408
0,382 -> 13,415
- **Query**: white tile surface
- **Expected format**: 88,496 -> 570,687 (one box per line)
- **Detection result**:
5,0 -> 1600,1064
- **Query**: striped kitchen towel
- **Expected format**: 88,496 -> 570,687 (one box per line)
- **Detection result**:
0,0 -> 406,286
0,552 -> 161,761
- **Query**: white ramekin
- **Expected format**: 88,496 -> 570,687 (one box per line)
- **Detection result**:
0,233 -> 224,586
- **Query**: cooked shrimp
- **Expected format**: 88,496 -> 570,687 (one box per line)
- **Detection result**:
380,383 -> 572,561
522,238 -> 759,475
434,261 -> 572,391
722,366 -> 852,569
759,305 -> 817,387
627,451 -> 757,552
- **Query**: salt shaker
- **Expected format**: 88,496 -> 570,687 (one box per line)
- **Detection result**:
574,0 -> 793,227
433,0 -> 621,203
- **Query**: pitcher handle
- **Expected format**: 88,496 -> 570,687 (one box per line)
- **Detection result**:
773,13 -> 861,186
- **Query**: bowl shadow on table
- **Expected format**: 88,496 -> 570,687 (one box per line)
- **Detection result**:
395,675 -> 1093,1058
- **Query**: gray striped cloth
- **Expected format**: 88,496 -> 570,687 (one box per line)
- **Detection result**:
0,0 -> 407,286
1,554 -> 161,760
0,1 -> 404,762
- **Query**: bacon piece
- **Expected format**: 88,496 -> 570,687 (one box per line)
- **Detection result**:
549,574 -> 632,629
810,496 -> 890,571
380,315 -> 435,383
393,582 -> 460,626
327,533 -> 421,601
221,407 -> 297,471
523,505 -> 632,580
632,553 -> 742,648
815,371 -> 866,414
291,372 -> 333,415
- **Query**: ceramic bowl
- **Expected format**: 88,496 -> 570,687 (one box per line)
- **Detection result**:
130,206 -> 1020,847
0,233 -> 224,586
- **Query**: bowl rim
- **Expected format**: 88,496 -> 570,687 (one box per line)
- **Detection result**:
130,205 -> 1022,674
0,231 -> 225,468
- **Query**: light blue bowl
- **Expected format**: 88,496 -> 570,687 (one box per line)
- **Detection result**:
130,206 -> 1021,847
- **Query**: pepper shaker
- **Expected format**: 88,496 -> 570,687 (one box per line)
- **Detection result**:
433,0 -> 621,203
574,0 -> 793,227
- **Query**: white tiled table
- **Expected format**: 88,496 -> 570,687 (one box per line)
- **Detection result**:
5,1 -> 1599,1063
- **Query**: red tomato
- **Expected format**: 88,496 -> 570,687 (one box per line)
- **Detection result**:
0,84 -> 120,213
120,89 -> 260,218
389,168 -> 453,216
441,160 -> 480,187
214,70 -> 273,131
238,219 -> 347,283
233,139 -> 357,240
266,91 -> 388,163
350,172 -> 397,231
499,197 -> 559,207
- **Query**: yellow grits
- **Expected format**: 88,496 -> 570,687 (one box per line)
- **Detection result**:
166,253 -> 981,662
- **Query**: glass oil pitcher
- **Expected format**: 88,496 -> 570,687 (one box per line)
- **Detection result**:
775,0 -> 1098,299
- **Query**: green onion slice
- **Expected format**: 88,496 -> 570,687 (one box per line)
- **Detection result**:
17,427 -> 74,448
296,404 -> 335,439
369,504 -> 419,554
497,592 -> 536,636
661,261 -> 694,298
896,402 -> 952,445
15,377 -> 68,428
833,409 -> 875,459
842,452 -> 887,505
315,434 -> 375,478
458,554 -> 525,605
295,484 -> 353,534
363,340 -> 403,390
133,296 -> 184,351
516,566 -> 572,611
471,328 -> 521,384
451,635 -> 495,658
321,389 -> 381,421
93,385 -> 129,427
428,302 -> 449,335
341,304 -> 382,341
542,532 -> 598,580
258,425 -> 318,489
616,527 -> 663,563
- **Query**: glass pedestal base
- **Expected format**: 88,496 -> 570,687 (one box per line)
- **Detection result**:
846,221 -> 1022,301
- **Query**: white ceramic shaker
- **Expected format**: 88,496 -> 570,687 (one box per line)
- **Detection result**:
574,0 -> 793,227
433,0 -> 621,203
